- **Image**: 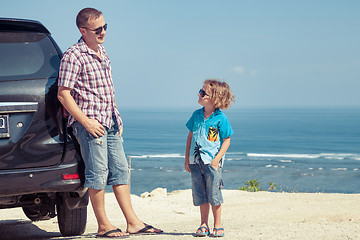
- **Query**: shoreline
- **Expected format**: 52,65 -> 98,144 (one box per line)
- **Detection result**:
1,189 -> 360,239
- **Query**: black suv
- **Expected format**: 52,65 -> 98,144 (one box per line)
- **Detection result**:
0,18 -> 88,236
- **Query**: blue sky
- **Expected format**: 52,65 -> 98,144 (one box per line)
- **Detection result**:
2,1 -> 360,108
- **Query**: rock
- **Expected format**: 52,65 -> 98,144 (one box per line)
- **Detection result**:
140,188 -> 167,198
150,187 -> 167,197
140,192 -> 150,198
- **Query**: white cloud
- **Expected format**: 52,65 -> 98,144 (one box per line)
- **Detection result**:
233,66 -> 245,75
250,69 -> 257,77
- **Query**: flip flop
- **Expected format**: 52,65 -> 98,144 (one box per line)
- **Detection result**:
96,228 -> 130,238
195,226 -> 210,237
210,227 -> 225,237
129,224 -> 163,235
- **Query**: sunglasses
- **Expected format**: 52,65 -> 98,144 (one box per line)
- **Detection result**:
82,23 -> 108,35
199,89 -> 209,98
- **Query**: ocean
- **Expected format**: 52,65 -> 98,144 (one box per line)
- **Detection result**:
105,107 -> 360,196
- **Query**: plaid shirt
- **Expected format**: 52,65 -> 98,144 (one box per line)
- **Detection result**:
58,38 -> 122,129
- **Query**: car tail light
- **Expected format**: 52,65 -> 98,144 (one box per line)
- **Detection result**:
62,173 -> 80,180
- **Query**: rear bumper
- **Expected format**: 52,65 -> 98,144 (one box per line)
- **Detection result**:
0,163 -> 84,197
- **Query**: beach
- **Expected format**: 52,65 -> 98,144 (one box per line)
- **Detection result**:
0,189 -> 360,239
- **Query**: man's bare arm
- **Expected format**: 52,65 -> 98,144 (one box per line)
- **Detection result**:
57,86 -> 105,137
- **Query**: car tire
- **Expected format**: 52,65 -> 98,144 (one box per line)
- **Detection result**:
57,197 -> 87,236
22,205 -> 51,221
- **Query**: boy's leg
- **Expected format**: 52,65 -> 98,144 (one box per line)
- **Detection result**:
89,188 -> 128,237
203,164 -> 224,236
204,164 -> 223,207
196,203 -> 210,234
212,204 -> 222,228
189,163 -> 210,235
212,204 -> 224,235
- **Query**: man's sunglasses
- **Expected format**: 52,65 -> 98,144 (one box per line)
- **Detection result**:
82,23 -> 108,35
199,89 -> 209,98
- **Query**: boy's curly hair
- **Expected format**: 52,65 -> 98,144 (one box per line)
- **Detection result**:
205,79 -> 235,109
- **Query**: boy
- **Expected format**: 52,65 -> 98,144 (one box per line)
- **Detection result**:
185,79 -> 235,237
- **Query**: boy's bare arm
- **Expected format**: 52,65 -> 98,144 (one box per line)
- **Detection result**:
185,131 -> 193,173
211,137 -> 231,170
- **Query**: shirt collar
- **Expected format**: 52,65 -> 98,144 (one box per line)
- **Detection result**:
77,37 -> 103,56
200,107 -> 221,119
77,37 -> 89,53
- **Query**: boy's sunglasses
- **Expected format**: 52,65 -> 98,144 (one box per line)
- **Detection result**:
82,23 -> 108,35
199,89 -> 208,98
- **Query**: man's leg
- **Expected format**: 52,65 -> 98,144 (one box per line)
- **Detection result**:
107,119 -> 161,234
113,184 -> 162,233
72,123 -> 126,236
88,188 -> 129,237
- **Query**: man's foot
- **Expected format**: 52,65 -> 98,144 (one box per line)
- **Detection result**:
97,228 -> 129,238
127,223 -> 163,235
195,225 -> 210,237
210,227 -> 224,237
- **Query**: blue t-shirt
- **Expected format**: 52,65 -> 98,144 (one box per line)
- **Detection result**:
186,108 -> 233,167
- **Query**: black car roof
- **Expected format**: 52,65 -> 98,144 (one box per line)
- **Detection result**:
0,18 -> 50,34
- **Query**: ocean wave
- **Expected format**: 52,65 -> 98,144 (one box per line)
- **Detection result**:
301,173 -> 315,176
246,152 -> 360,160
130,153 -> 184,159
278,160 -> 294,163
247,153 -> 319,159
226,158 -> 243,161
321,153 -> 357,160
129,152 -> 360,162
226,152 -> 247,155
264,164 -> 286,168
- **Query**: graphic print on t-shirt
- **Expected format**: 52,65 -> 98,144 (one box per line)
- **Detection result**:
207,127 -> 219,142
193,142 -> 204,163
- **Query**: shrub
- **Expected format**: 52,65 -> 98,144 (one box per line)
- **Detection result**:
238,179 -> 278,192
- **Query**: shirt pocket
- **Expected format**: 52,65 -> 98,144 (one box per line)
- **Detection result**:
207,127 -> 219,142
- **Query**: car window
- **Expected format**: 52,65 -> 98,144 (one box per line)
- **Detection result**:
0,32 -> 60,81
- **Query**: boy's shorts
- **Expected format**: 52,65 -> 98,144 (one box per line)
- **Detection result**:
189,160 -> 224,206
72,116 -> 129,190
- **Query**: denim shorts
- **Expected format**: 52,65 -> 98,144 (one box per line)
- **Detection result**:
189,160 -> 224,206
72,116 -> 129,190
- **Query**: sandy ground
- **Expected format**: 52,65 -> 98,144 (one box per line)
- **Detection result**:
0,189 -> 360,240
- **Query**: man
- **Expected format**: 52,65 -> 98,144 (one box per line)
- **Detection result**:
58,8 -> 162,238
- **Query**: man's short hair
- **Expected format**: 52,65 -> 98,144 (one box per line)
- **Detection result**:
76,8 -> 103,28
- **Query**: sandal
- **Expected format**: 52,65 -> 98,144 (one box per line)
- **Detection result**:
195,226 -> 210,237
96,228 -> 129,238
210,227 -> 224,237
128,224 -> 163,235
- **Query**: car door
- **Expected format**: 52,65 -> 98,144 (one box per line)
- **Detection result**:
0,19 -> 65,170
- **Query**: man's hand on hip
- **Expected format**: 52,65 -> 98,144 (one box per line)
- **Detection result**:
84,118 -> 105,138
